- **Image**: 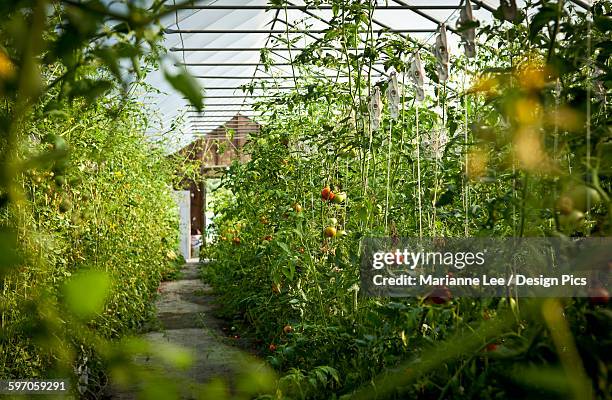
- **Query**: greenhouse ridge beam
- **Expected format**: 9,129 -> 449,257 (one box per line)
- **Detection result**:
173,5 -> 480,10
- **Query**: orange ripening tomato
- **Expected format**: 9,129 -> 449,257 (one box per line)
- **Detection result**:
324,226 -> 337,238
283,325 -> 293,334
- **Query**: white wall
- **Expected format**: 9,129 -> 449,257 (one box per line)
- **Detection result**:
173,190 -> 191,260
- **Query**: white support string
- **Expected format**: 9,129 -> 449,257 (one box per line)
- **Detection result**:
463,71 -> 470,236
586,7 -> 592,171
416,107 -> 423,238
385,119 -> 392,232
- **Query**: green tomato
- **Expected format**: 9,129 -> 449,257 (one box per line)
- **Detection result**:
566,185 -> 602,212
558,209 -> 584,231
332,192 -> 347,204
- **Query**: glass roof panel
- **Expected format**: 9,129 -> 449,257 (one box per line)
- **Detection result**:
142,0 -> 531,149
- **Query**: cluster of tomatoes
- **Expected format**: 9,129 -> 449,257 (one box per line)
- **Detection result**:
321,186 -> 348,238
321,186 -> 346,204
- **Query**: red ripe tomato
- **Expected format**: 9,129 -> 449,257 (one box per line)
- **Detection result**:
269,344 -> 277,352
588,287 -> 609,305
321,186 -> 332,201
328,191 -> 336,202
486,343 -> 498,352
426,286 -> 452,304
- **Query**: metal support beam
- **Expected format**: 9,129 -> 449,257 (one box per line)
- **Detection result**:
390,0 -> 458,34
189,127 -> 259,131
187,111 -> 261,113
186,95 -> 276,99
188,117 -> 258,121
188,120 -> 259,123
165,28 -> 437,34
469,0 -> 495,13
173,5 -> 478,10
177,62 -> 293,67
199,86 -> 295,90
170,47 -> 367,52
188,103 -> 257,107
195,75 -> 368,79
568,0 -> 591,10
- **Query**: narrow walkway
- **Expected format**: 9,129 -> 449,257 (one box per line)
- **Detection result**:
111,260 -> 268,399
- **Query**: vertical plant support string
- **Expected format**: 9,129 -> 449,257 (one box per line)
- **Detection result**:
463,69 -> 470,236
586,4 -> 592,210
385,119 -> 392,232
416,106 -> 423,238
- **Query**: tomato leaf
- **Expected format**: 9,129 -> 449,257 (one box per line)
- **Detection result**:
163,68 -> 204,112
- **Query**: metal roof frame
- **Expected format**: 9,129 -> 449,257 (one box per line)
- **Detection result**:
173,4 -> 480,11
153,0 -> 592,142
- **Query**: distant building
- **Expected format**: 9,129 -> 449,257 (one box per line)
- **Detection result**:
173,114 -> 258,248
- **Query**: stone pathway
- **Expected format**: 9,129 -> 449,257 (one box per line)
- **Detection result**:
110,260 -> 270,399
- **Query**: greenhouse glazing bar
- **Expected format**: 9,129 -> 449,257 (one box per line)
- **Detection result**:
170,47 -> 367,52
172,5 -> 480,10
194,76 -> 379,79
197,87 -> 295,90
176,62 -> 294,67
389,0 -> 458,34
165,28 -> 437,34
187,111 -> 263,113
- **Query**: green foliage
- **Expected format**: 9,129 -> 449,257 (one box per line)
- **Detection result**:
204,1 -> 612,399
63,271 -> 111,320
0,0 -> 204,396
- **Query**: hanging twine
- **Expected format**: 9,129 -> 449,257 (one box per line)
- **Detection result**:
383,70 -> 399,232
416,107 -> 423,238
586,5 -> 592,208
410,53 -> 425,238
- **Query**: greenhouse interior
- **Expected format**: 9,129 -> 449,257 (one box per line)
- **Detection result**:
0,0 -> 611,399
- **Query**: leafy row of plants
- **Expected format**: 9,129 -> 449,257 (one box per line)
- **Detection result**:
205,1 -> 611,399
0,1 -> 213,397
